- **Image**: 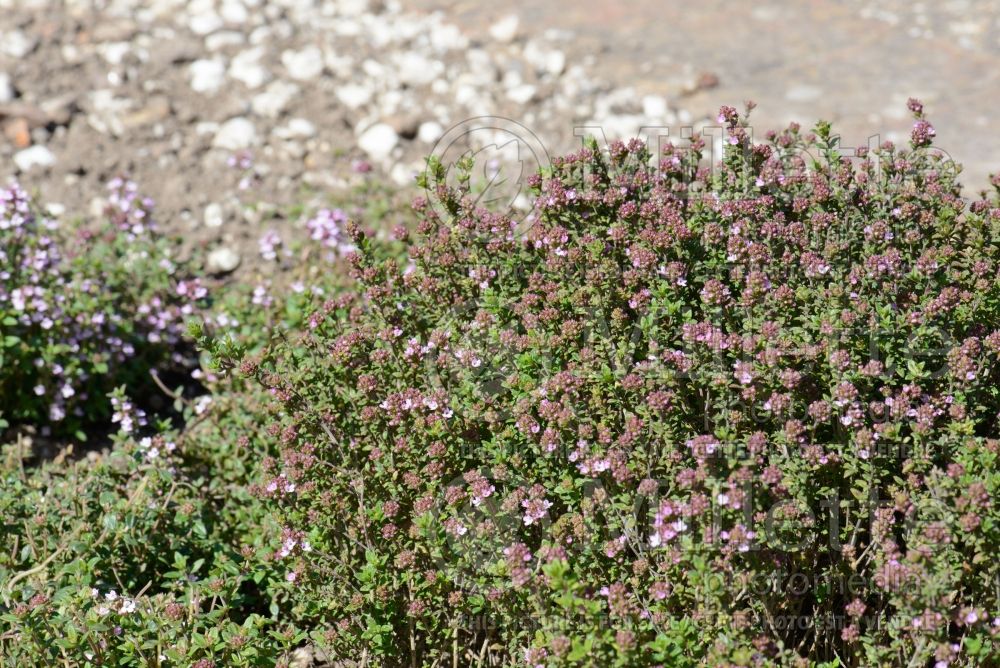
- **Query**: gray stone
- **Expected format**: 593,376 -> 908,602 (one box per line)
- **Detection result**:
288,646 -> 313,668
41,93 -> 79,126
387,113 -> 420,139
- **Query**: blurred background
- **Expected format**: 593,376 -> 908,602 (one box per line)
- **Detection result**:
1,0 -> 998,262
418,0 -> 1000,185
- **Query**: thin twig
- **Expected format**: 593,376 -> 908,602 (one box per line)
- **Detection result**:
149,369 -> 192,407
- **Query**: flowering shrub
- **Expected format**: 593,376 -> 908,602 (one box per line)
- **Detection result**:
212,103 -> 1000,666
0,180 -> 202,438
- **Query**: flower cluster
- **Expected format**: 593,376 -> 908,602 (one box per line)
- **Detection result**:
0,179 -> 202,435
305,207 -> 356,259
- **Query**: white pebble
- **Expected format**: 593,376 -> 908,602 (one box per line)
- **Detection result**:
213,117 -> 257,150
336,82 -> 373,109
220,0 -> 248,23
508,84 -> 537,105
251,80 -> 299,118
785,85 -> 822,102
229,48 -> 270,89
14,146 -> 56,171
1,30 -> 37,59
98,42 -> 131,66
523,42 -> 565,77
489,15 -> 519,43
642,95 -> 668,119
394,52 -> 444,87
204,202 -> 224,227
357,123 -> 398,161
189,58 -> 226,93
275,117 -> 316,139
417,121 -> 444,144
189,11 -> 223,36
207,247 -> 241,274
281,46 -> 324,80
0,72 -> 13,104
205,31 -> 245,51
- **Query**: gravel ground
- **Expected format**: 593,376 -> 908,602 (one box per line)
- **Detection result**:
0,0 -> 705,278
3,0 -> 999,279
407,0 -> 1000,192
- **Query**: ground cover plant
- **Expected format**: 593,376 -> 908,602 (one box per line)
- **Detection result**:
0,179 -> 202,441
0,180 -> 305,666
0,182 -> 403,667
2,102 -> 1000,667
208,102 -> 1000,667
